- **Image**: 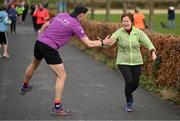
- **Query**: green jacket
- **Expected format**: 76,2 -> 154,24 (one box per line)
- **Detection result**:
16,6 -> 24,15
111,26 -> 155,65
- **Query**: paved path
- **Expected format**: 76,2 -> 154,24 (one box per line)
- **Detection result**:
0,16 -> 180,120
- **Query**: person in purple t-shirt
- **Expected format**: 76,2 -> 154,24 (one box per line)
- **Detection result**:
19,6 -> 111,116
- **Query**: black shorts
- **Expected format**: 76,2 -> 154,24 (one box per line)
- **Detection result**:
34,41 -> 62,64
0,32 -> 7,44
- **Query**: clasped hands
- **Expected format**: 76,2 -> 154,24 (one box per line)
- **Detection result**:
97,35 -> 113,46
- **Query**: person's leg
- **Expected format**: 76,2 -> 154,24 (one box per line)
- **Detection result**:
22,58 -> 42,84
118,65 -> 133,103
13,20 -> 16,33
172,20 -> 175,28
49,64 -> 66,103
2,44 -> 9,57
49,63 -> 71,116
0,32 -> 3,57
22,12 -> 25,22
168,20 -> 173,29
33,17 -> 37,31
20,41 -> 43,95
118,65 -> 134,112
0,44 -> 1,57
2,32 -> 9,58
36,41 -> 71,116
131,65 -> 142,93
10,22 -> 13,34
19,58 -> 41,95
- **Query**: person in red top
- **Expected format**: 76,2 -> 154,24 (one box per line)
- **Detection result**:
133,7 -> 147,29
33,3 -> 49,32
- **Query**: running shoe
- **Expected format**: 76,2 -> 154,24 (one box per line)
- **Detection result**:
125,106 -> 134,112
3,54 -> 10,58
19,84 -> 33,95
125,103 -> 134,112
51,108 -> 71,116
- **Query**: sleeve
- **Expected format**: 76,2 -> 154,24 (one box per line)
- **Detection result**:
110,30 -> 119,43
33,9 -> 38,17
139,30 -> 156,51
44,9 -> 49,18
72,24 -> 87,39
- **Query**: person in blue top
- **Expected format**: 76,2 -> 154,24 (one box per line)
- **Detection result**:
0,6 -> 11,58
8,4 -> 17,34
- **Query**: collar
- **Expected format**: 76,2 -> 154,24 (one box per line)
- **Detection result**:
121,26 -> 138,35
70,13 -> 79,21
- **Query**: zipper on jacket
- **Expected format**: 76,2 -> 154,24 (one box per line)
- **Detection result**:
129,40 -> 133,65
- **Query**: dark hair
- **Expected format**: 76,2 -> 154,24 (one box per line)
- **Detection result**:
121,12 -> 134,24
70,6 -> 88,17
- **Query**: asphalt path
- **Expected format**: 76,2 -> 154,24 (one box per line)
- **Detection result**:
0,15 -> 180,120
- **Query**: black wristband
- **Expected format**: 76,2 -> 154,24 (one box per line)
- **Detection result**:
101,40 -> 104,46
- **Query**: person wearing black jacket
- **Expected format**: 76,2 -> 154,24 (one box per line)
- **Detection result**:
168,5 -> 175,28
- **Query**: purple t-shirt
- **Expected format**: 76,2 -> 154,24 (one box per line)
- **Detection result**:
37,13 -> 86,49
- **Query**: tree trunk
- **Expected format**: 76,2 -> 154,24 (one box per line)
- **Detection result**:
73,0 -> 76,8
105,0 -> 111,21
123,0 -> 127,13
148,0 -> 154,30
91,0 -> 95,20
81,0 -> 85,6
66,0 -> 69,12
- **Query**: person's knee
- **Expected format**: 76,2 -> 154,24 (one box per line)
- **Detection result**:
126,80 -> 134,86
133,83 -> 139,90
62,71 -> 67,80
56,71 -> 67,81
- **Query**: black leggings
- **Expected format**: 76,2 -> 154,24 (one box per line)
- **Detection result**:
10,20 -> 16,33
118,65 -> 142,103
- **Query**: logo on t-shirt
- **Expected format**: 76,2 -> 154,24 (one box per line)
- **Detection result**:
81,30 -> 84,33
0,16 -> 5,22
55,17 -> 70,27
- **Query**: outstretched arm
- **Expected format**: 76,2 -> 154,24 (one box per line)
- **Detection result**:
81,35 -> 115,48
102,35 -> 116,46
81,36 -> 102,48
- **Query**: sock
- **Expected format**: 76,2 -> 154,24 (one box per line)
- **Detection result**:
54,100 -> 62,110
23,82 -> 29,88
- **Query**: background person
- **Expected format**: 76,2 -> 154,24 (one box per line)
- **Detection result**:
168,4 -> 175,28
33,3 -> 49,33
0,6 -> 11,58
8,4 -> 17,34
30,2 -> 38,32
133,6 -> 147,29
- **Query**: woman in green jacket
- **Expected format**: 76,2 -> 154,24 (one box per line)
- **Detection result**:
105,13 -> 157,112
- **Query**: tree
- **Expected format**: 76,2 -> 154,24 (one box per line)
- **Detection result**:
81,0 -> 85,6
105,0 -> 111,21
148,0 -> 154,30
123,0 -> 127,13
91,0 -> 95,20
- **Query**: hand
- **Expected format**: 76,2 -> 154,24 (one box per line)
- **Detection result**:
152,51 -> 157,61
97,37 -> 101,41
102,35 -> 113,46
